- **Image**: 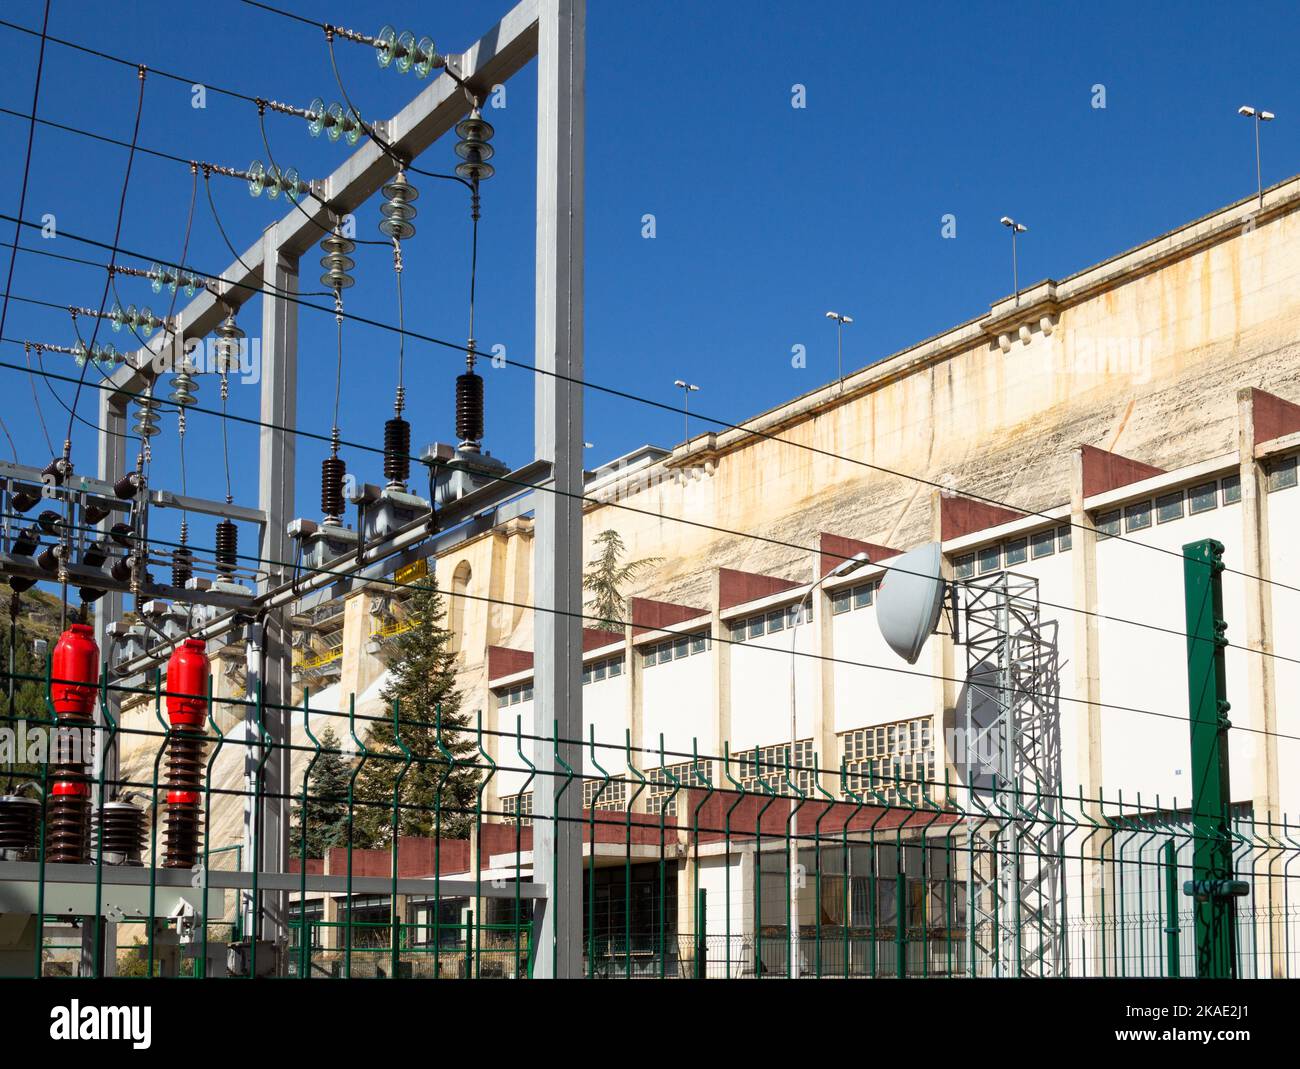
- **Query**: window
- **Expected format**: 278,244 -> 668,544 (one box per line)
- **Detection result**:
731,604 -> 810,643
646,760 -> 714,816
495,681 -> 533,706
977,545 -> 1001,574
1124,500 -> 1151,532
1004,537 -> 1027,566
1057,525 -> 1072,552
852,581 -> 875,609
581,654 -> 623,686
1096,510 -> 1120,538
642,630 -> 709,667
1189,481 -> 1217,514
502,791 -> 533,826
733,740 -> 814,795
840,716 -> 935,807
831,589 -> 852,615
1156,491 -> 1184,524
1267,455 -> 1298,492
1222,474 -> 1241,505
583,776 -> 629,811
954,553 -> 975,579
1030,529 -> 1055,559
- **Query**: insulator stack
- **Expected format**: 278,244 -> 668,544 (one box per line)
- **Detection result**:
109,303 -> 160,339
319,232 -> 357,291
308,98 -> 364,144
383,417 -> 411,488
454,109 -> 496,183
46,624 -> 98,864
378,172 -> 419,240
214,314 -> 245,375
214,520 -> 237,577
321,455 -> 346,523
171,546 -> 193,588
95,801 -> 144,866
374,26 -> 440,77
0,795 -> 40,861
247,160 -> 309,202
163,640 -> 208,869
456,369 -> 485,449
169,358 -> 199,409
131,393 -> 161,442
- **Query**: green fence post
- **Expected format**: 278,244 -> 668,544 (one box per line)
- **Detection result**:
1182,537 -> 1238,979
1163,837 -> 1180,977
695,887 -> 707,979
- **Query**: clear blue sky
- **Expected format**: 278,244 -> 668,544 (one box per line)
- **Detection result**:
0,0 -> 1296,559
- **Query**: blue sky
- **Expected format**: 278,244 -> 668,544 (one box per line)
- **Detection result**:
0,0 -> 1296,560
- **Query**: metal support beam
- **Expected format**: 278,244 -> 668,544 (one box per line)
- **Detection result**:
531,0 -> 585,979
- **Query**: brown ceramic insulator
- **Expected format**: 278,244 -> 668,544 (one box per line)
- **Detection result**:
45,791 -> 91,864
0,796 -> 40,860
163,731 -> 207,869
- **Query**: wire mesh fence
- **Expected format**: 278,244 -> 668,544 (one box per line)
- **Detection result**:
1,664 -> 1296,979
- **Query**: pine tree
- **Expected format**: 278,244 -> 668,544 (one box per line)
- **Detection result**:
582,530 -> 662,630
352,577 -> 480,846
290,726 -> 352,858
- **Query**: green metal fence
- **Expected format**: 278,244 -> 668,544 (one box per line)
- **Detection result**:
2,659 -> 1296,979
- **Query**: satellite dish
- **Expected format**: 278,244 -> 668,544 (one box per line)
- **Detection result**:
876,542 -> 946,664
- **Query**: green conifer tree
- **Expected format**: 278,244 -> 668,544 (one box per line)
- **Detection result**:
582,530 -> 661,630
352,577 -> 480,846
290,725 -> 352,858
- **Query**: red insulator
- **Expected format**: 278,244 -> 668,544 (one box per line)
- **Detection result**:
51,623 -> 98,719
165,639 -> 209,727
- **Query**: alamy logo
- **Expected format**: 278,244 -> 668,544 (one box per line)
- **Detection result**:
49,1000 -> 152,1049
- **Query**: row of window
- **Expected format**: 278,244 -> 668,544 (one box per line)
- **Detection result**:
955,527 -> 1072,579
734,739 -> 816,796
582,655 -> 624,684
643,630 -> 709,668
830,579 -> 880,616
728,602 -> 813,644
1096,473 -> 1243,536
841,716 -> 935,807
497,681 -> 533,706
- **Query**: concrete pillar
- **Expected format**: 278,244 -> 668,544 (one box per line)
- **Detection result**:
930,492 -> 958,801
812,558 -> 838,796
709,569 -> 732,771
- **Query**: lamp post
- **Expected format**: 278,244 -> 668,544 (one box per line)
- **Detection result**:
824,311 -> 854,386
673,379 -> 699,442
1237,105 -> 1276,210
786,550 -> 870,977
1000,216 -> 1028,306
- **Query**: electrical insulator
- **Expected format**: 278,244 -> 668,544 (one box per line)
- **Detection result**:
148,262 -> 199,297
247,160 -> 309,202
108,522 -> 133,548
319,232 -> 357,291
214,519 -> 237,576
456,368 -> 485,449
36,509 -> 62,535
110,303 -> 159,339
113,473 -> 140,499
46,624 -> 98,864
214,314 -> 245,376
374,26 -> 439,76
0,795 -> 40,861
73,340 -> 119,371
83,502 -> 111,524
321,454 -> 346,524
131,392 -> 161,441
171,545 -> 192,587
378,172 -> 419,240
163,639 -> 209,869
110,555 -> 133,584
307,98 -> 364,145
384,415 -> 411,489
454,109 -> 496,183
10,485 -> 40,513
169,355 -> 199,411
82,539 -> 108,569
95,801 -> 144,866
12,526 -> 39,556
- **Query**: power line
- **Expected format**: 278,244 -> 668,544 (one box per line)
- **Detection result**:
7,349 -> 1299,687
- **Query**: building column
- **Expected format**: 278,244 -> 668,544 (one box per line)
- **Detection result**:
710,570 -> 732,772
930,492 -> 958,802
812,554 -> 838,796
625,619 -> 645,810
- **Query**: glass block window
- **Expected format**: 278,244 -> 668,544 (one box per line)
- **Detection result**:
1222,474 -> 1241,505
1096,510 -> 1120,538
954,553 -> 975,579
646,760 -> 715,816
1188,481 -> 1218,514
840,716 -> 935,807
643,630 -> 709,668
733,740 -> 814,796
1057,525 -> 1072,552
1156,491 -> 1184,524
583,777 -> 629,811
1124,500 -> 1152,532
1004,537 -> 1028,566
977,544 -> 1001,574
502,791 -> 533,826
1267,455 -> 1298,492
1030,529 -> 1055,559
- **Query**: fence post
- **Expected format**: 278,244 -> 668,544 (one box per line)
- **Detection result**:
1162,838 -> 1180,978
1181,538 -> 1239,979
696,888 -> 707,979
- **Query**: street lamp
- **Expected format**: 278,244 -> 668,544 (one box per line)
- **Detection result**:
786,550 -> 870,977
673,379 -> 699,442
824,310 -> 854,386
1238,105 -> 1276,209
1000,216 -> 1028,306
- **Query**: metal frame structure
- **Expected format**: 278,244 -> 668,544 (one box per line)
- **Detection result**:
961,571 -> 1064,976
1,0 -> 585,977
